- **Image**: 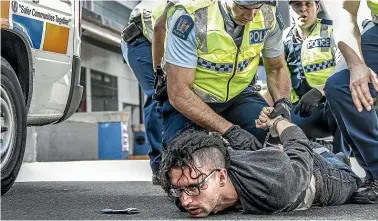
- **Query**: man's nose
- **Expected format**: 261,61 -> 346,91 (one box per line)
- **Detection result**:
244,9 -> 258,21
298,3 -> 307,12
180,193 -> 193,207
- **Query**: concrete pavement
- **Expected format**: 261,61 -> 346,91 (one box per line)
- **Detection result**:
2,181 -> 378,220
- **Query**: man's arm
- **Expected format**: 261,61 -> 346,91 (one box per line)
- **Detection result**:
322,0 -> 362,59
264,54 -> 292,102
230,109 -> 313,213
164,8 -> 233,134
167,64 -> 232,134
152,2 -> 175,70
261,16 -> 291,103
322,0 -> 378,112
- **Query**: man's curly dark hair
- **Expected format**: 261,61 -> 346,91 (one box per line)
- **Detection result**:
159,129 -> 231,197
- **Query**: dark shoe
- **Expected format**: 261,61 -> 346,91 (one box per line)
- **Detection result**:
335,152 -> 351,167
152,173 -> 160,185
350,180 -> 378,204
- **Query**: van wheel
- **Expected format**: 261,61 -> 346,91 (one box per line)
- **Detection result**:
1,57 -> 27,195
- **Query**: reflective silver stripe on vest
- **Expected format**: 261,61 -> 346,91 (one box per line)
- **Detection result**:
320,24 -> 330,52
197,57 -> 234,73
194,7 -> 208,53
303,59 -> 334,73
260,5 -> 275,29
237,57 -> 254,72
193,87 -> 223,103
142,10 -> 153,42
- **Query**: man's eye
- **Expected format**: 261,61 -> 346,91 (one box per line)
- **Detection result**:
293,2 -> 301,7
237,5 -> 245,10
187,186 -> 198,191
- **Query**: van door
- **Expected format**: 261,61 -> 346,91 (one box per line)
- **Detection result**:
12,0 -> 75,123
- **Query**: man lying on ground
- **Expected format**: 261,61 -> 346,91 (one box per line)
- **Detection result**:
159,107 -> 362,217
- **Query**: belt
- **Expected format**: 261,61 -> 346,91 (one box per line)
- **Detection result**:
121,20 -> 143,43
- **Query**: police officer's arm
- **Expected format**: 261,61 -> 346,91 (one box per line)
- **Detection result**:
152,1 -> 175,70
322,0 -> 378,112
165,9 -> 233,134
264,55 -> 292,101
167,64 -> 233,134
262,17 -> 291,102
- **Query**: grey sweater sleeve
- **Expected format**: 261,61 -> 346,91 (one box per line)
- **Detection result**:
228,126 -> 313,214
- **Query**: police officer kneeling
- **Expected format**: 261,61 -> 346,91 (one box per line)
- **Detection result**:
283,0 -> 348,153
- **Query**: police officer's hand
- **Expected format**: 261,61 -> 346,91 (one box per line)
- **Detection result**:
349,64 -> 378,112
153,66 -> 168,103
222,125 -> 262,151
269,98 -> 292,121
294,88 -> 323,117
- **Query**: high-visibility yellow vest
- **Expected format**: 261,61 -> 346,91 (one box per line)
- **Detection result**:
284,19 -> 334,103
173,0 -> 277,103
367,0 -> 378,17
138,1 -> 169,42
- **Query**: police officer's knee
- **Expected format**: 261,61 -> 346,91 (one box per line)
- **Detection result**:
325,70 -> 350,98
324,74 -> 339,97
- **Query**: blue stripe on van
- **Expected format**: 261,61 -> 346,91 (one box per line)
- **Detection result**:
12,14 -> 43,49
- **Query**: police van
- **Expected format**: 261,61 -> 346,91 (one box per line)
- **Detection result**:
1,0 -> 82,195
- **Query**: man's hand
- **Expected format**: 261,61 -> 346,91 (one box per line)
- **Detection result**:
255,107 -> 280,129
350,64 -> 378,112
269,98 -> 292,121
222,125 -> 262,151
256,107 -> 292,138
294,88 -> 323,117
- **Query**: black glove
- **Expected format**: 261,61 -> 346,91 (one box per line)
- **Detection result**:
294,88 -> 323,118
222,125 -> 262,151
153,66 -> 168,103
269,98 -> 292,121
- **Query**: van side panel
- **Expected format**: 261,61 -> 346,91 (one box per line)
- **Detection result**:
43,23 -> 69,54
1,1 -> 10,28
9,0 -> 74,125
2,0 -> 81,125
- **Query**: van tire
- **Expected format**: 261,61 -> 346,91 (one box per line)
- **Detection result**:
1,57 -> 27,195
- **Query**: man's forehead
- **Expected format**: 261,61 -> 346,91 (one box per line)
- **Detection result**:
170,167 -> 192,186
241,3 -> 263,10
289,0 -> 317,4
170,166 -> 208,186
233,0 -> 276,7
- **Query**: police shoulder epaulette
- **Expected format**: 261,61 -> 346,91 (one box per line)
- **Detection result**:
321,19 -> 333,25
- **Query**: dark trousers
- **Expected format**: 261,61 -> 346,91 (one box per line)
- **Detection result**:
324,21 -> 378,180
121,36 -> 162,174
160,87 -> 269,147
291,103 -> 348,154
313,146 -> 362,206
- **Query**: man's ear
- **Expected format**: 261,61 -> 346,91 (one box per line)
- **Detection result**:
219,169 -> 228,187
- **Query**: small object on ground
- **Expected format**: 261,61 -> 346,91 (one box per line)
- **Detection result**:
101,208 -> 141,214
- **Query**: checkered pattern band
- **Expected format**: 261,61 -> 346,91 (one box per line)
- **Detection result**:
304,59 -> 335,73
237,58 -> 254,72
197,58 -> 233,73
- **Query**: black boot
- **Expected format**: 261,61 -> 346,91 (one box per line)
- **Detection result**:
350,179 -> 378,204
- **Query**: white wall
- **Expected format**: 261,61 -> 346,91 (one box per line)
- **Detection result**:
81,41 -> 140,112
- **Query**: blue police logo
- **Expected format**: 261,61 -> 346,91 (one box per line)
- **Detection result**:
249,29 -> 269,44
172,15 -> 194,40
12,1 -> 18,13
307,38 -> 331,49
